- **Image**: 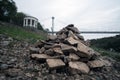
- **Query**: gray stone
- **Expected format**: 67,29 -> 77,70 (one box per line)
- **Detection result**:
47,35 -> 57,40
76,34 -> 84,40
29,47 -> 39,53
39,47 -> 45,54
77,42 -> 95,58
69,53 -> 80,61
69,61 -> 90,74
61,43 -> 77,52
68,31 -> 79,40
31,54 -> 51,60
53,47 -> 63,55
65,37 -> 79,45
0,64 -> 9,70
87,60 -> 105,68
44,49 -> 54,56
66,25 -> 80,34
46,59 -> 65,69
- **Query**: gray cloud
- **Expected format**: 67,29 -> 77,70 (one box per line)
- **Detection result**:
15,0 -> 120,39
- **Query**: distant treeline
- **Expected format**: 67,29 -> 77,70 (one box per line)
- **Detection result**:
90,35 -> 120,52
0,0 -> 43,30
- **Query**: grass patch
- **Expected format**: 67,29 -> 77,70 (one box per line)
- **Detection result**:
0,24 -> 47,43
91,46 -> 120,61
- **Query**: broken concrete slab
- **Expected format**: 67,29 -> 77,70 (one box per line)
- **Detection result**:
69,61 -> 90,74
46,59 -> 65,69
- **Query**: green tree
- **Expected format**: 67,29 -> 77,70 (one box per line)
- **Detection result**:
0,0 -> 17,22
13,12 -> 26,26
37,22 -> 44,30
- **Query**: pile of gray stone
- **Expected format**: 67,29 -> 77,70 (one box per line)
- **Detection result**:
30,24 -> 111,74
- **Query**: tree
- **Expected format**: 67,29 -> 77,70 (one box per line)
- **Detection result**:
37,22 -> 44,30
0,0 -> 17,22
13,12 -> 26,26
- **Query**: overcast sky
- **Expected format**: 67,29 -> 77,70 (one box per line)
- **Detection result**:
14,0 -> 120,39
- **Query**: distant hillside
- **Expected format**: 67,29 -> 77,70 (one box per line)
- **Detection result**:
0,21 -> 47,43
90,35 -> 120,52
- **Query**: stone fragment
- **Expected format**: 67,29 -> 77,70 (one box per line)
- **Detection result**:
46,59 -> 65,69
65,37 -> 79,45
47,35 -> 57,40
69,61 -> 90,74
31,54 -> 50,60
39,47 -> 45,54
44,49 -> 54,56
68,31 -> 79,40
57,33 -> 67,40
69,53 -> 80,61
76,34 -> 84,40
61,43 -> 77,52
53,47 -> 63,55
77,42 -> 94,58
44,45 -> 52,49
87,60 -> 105,68
66,25 -> 80,34
29,47 -> 39,53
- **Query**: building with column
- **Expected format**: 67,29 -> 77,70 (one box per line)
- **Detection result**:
23,16 -> 38,28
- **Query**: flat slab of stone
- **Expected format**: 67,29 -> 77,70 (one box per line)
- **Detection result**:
77,42 -> 94,58
65,37 -> 79,45
29,47 -> 39,53
47,35 -> 57,40
61,43 -> 77,52
46,59 -> 65,69
31,54 -> 50,60
87,60 -> 105,68
69,53 -> 80,61
69,61 -> 90,74
53,47 -> 63,54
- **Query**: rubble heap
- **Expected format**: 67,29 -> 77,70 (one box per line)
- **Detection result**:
30,24 -> 111,74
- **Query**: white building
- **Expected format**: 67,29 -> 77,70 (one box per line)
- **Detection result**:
23,16 -> 38,28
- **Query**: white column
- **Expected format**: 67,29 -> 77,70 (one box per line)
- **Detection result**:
23,19 -> 25,26
25,19 -> 28,26
30,19 -> 32,27
33,20 -> 35,27
35,21 -> 38,28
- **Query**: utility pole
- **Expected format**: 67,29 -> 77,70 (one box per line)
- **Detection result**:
51,16 -> 55,35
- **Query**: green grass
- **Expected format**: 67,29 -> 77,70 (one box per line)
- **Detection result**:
0,24 -> 47,43
91,46 -> 120,61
